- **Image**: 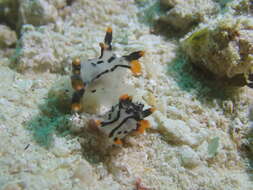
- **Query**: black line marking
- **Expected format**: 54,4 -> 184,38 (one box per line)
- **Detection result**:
97,60 -> 104,64
91,62 -> 96,67
101,107 -> 121,127
72,64 -> 81,75
91,64 -> 130,82
72,64 -> 81,70
142,108 -> 153,118
110,64 -> 130,72
108,56 -> 116,63
109,116 -> 136,138
104,31 -> 112,50
24,144 -> 30,150
92,69 -> 109,81
71,74 -> 83,86
123,51 -> 143,61
72,89 -> 85,103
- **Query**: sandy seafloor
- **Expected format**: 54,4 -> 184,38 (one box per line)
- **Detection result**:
0,0 -> 253,190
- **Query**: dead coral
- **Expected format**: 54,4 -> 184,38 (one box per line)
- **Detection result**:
0,24 -> 17,47
156,0 -> 219,36
230,0 -> 253,15
182,15 -> 253,84
19,0 -> 58,26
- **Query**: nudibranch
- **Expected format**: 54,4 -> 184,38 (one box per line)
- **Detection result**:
71,27 -> 145,112
94,94 -> 155,145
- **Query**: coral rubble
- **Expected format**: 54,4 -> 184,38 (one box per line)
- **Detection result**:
183,15 -> 253,83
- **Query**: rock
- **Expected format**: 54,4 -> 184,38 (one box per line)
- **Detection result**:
157,0 -> 219,36
230,0 -> 253,15
0,24 -> 17,47
179,145 -> 200,168
19,0 -> 58,26
72,161 -> 97,187
51,137 -> 71,157
155,111 -> 207,146
182,15 -> 253,84
0,0 -> 19,30
2,183 -> 22,190
16,25 -> 69,73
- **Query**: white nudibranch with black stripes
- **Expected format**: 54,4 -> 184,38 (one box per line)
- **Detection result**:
94,94 -> 155,145
70,27 -> 145,113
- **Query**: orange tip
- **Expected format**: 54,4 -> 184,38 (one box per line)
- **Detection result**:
107,27 -> 112,33
130,60 -> 142,76
149,107 -> 156,113
73,58 -> 81,66
72,79 -> 84,91
95,120 -> 101,127
139,51 -> 145,57
114,138 -> 122,145
71,103 -> 81,112
140,120 -> 150,129
119,94 -> 132,101
137,120 -> 150,134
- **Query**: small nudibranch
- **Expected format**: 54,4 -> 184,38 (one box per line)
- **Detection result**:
94,94 -> 155,145
71,27 -> 145,112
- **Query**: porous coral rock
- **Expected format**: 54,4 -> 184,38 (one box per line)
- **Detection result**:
230,0 -> 253,15
179,145 -> 200,168
72,161 -> 98,187
16,25 -> 72,73
157,0 -> 219,36
155,111 -> 207,146
183,15 -> 253,82
0,24 -> 17,47
19,0 -> 58,26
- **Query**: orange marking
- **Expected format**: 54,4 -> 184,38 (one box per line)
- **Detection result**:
95,120 -> 101,127
71,103 -> 81,112
139,51 -> 145,57
119,94 -> 132,101
149,107 -> 156,113
137,120 -> 150,134
73,58 -> 81,66
72,79 -> 84,91
130,60 -> 142,76
106,27 -> 112,33
114,138 -> 122,145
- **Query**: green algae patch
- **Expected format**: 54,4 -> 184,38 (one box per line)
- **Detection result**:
27,83 -> 72,148
185,28 -> 209,52
208,137 -> 219,157
137,0 -> 162,26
